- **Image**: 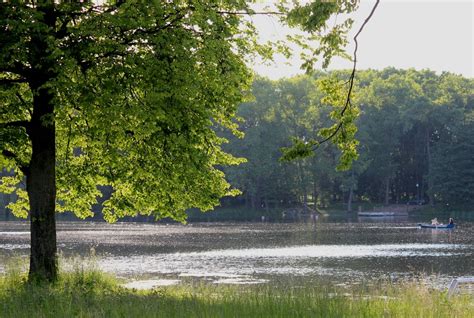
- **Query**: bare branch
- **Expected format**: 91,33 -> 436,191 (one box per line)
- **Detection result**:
341,0 -> 380,117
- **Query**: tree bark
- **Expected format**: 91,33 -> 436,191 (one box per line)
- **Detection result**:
27,85 -> 57,282
22,4 -> 59,282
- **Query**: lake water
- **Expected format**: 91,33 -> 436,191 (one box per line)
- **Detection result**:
0,216 -> 473,288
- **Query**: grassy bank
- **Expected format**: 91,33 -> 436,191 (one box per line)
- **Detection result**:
1,269 -> 472,318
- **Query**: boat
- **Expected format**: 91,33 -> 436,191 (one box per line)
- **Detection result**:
358,212 -> 406,217
417,223 -> 455,229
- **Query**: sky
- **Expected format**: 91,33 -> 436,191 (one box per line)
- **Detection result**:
251,0 -> 473,79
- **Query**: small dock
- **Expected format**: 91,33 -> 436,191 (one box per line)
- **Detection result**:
358,212 -> 406,217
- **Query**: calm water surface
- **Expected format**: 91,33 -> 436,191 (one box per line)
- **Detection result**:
0,217 -> 473,287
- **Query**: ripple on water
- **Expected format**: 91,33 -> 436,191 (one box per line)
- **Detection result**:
97,243 -> 469,279
178,243 -> 467,258
0,232 -> 29,236
0,244 -> 30,250
1,222 -> 472,286
213,277 -> 269,285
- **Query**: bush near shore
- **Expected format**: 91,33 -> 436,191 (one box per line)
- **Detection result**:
0,269 -> 472,318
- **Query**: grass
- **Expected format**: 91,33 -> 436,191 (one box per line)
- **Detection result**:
0,266 -> 472,318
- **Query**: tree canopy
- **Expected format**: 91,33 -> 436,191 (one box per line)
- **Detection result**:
0,0 -> 361,280
222,69 -> 474,211
0,0 -> 361,221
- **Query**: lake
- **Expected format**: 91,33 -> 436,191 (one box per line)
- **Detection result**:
0,215 -> 473,288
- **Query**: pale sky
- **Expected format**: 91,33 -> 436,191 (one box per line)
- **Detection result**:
252,0 -> 474,79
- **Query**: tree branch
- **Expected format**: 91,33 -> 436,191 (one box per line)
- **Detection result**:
314,0 -> 380,148
341,0 -> 380,117
1,150 -> 29,175
15,92 -> 33,118
216,11 -> 284,16
0,78 -> 27,87
1,150 -> 16,159
0,120 -> 30,129
0,62 -> 30,77
317,122 -> 344,146
55,16 -> 73,39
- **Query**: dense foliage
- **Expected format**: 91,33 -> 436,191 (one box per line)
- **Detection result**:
0,1 -> 360,280
0,1 -> 359,220
222,69 -> 474,210
0,1 -> 258,222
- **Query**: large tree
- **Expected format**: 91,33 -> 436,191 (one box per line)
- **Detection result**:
0,1 -> 359,281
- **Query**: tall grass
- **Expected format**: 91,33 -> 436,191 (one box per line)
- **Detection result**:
0,268 -> 472,318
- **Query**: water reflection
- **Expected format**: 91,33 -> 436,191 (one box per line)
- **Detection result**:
184,243 -> 466,258
96,243 -> 470,285
0,243 -> 30,250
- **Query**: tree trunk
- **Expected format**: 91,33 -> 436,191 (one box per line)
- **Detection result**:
426,128 -> 434,206
263,198 -> 269,213
347,169 -> 354,212
244,191 -> 250,209
27,85 -> 57,282
250,194 -> 257,210
347,187 -> 353,212
312,183 -> 318,209
384,177 -> 390,206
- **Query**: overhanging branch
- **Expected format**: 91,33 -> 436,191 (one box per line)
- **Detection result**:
342,0 -> 380,117
314,0 -> 380,149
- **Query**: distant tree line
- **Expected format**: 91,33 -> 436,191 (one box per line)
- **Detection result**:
1,68 -> 472,221
221,68 -> 474,211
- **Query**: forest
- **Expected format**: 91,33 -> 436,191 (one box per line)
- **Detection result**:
2,68 -> 472,220
220,68 -> 474,211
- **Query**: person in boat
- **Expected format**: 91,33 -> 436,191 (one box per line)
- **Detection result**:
431,218 -> 439,225
448,218 -> 454,225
